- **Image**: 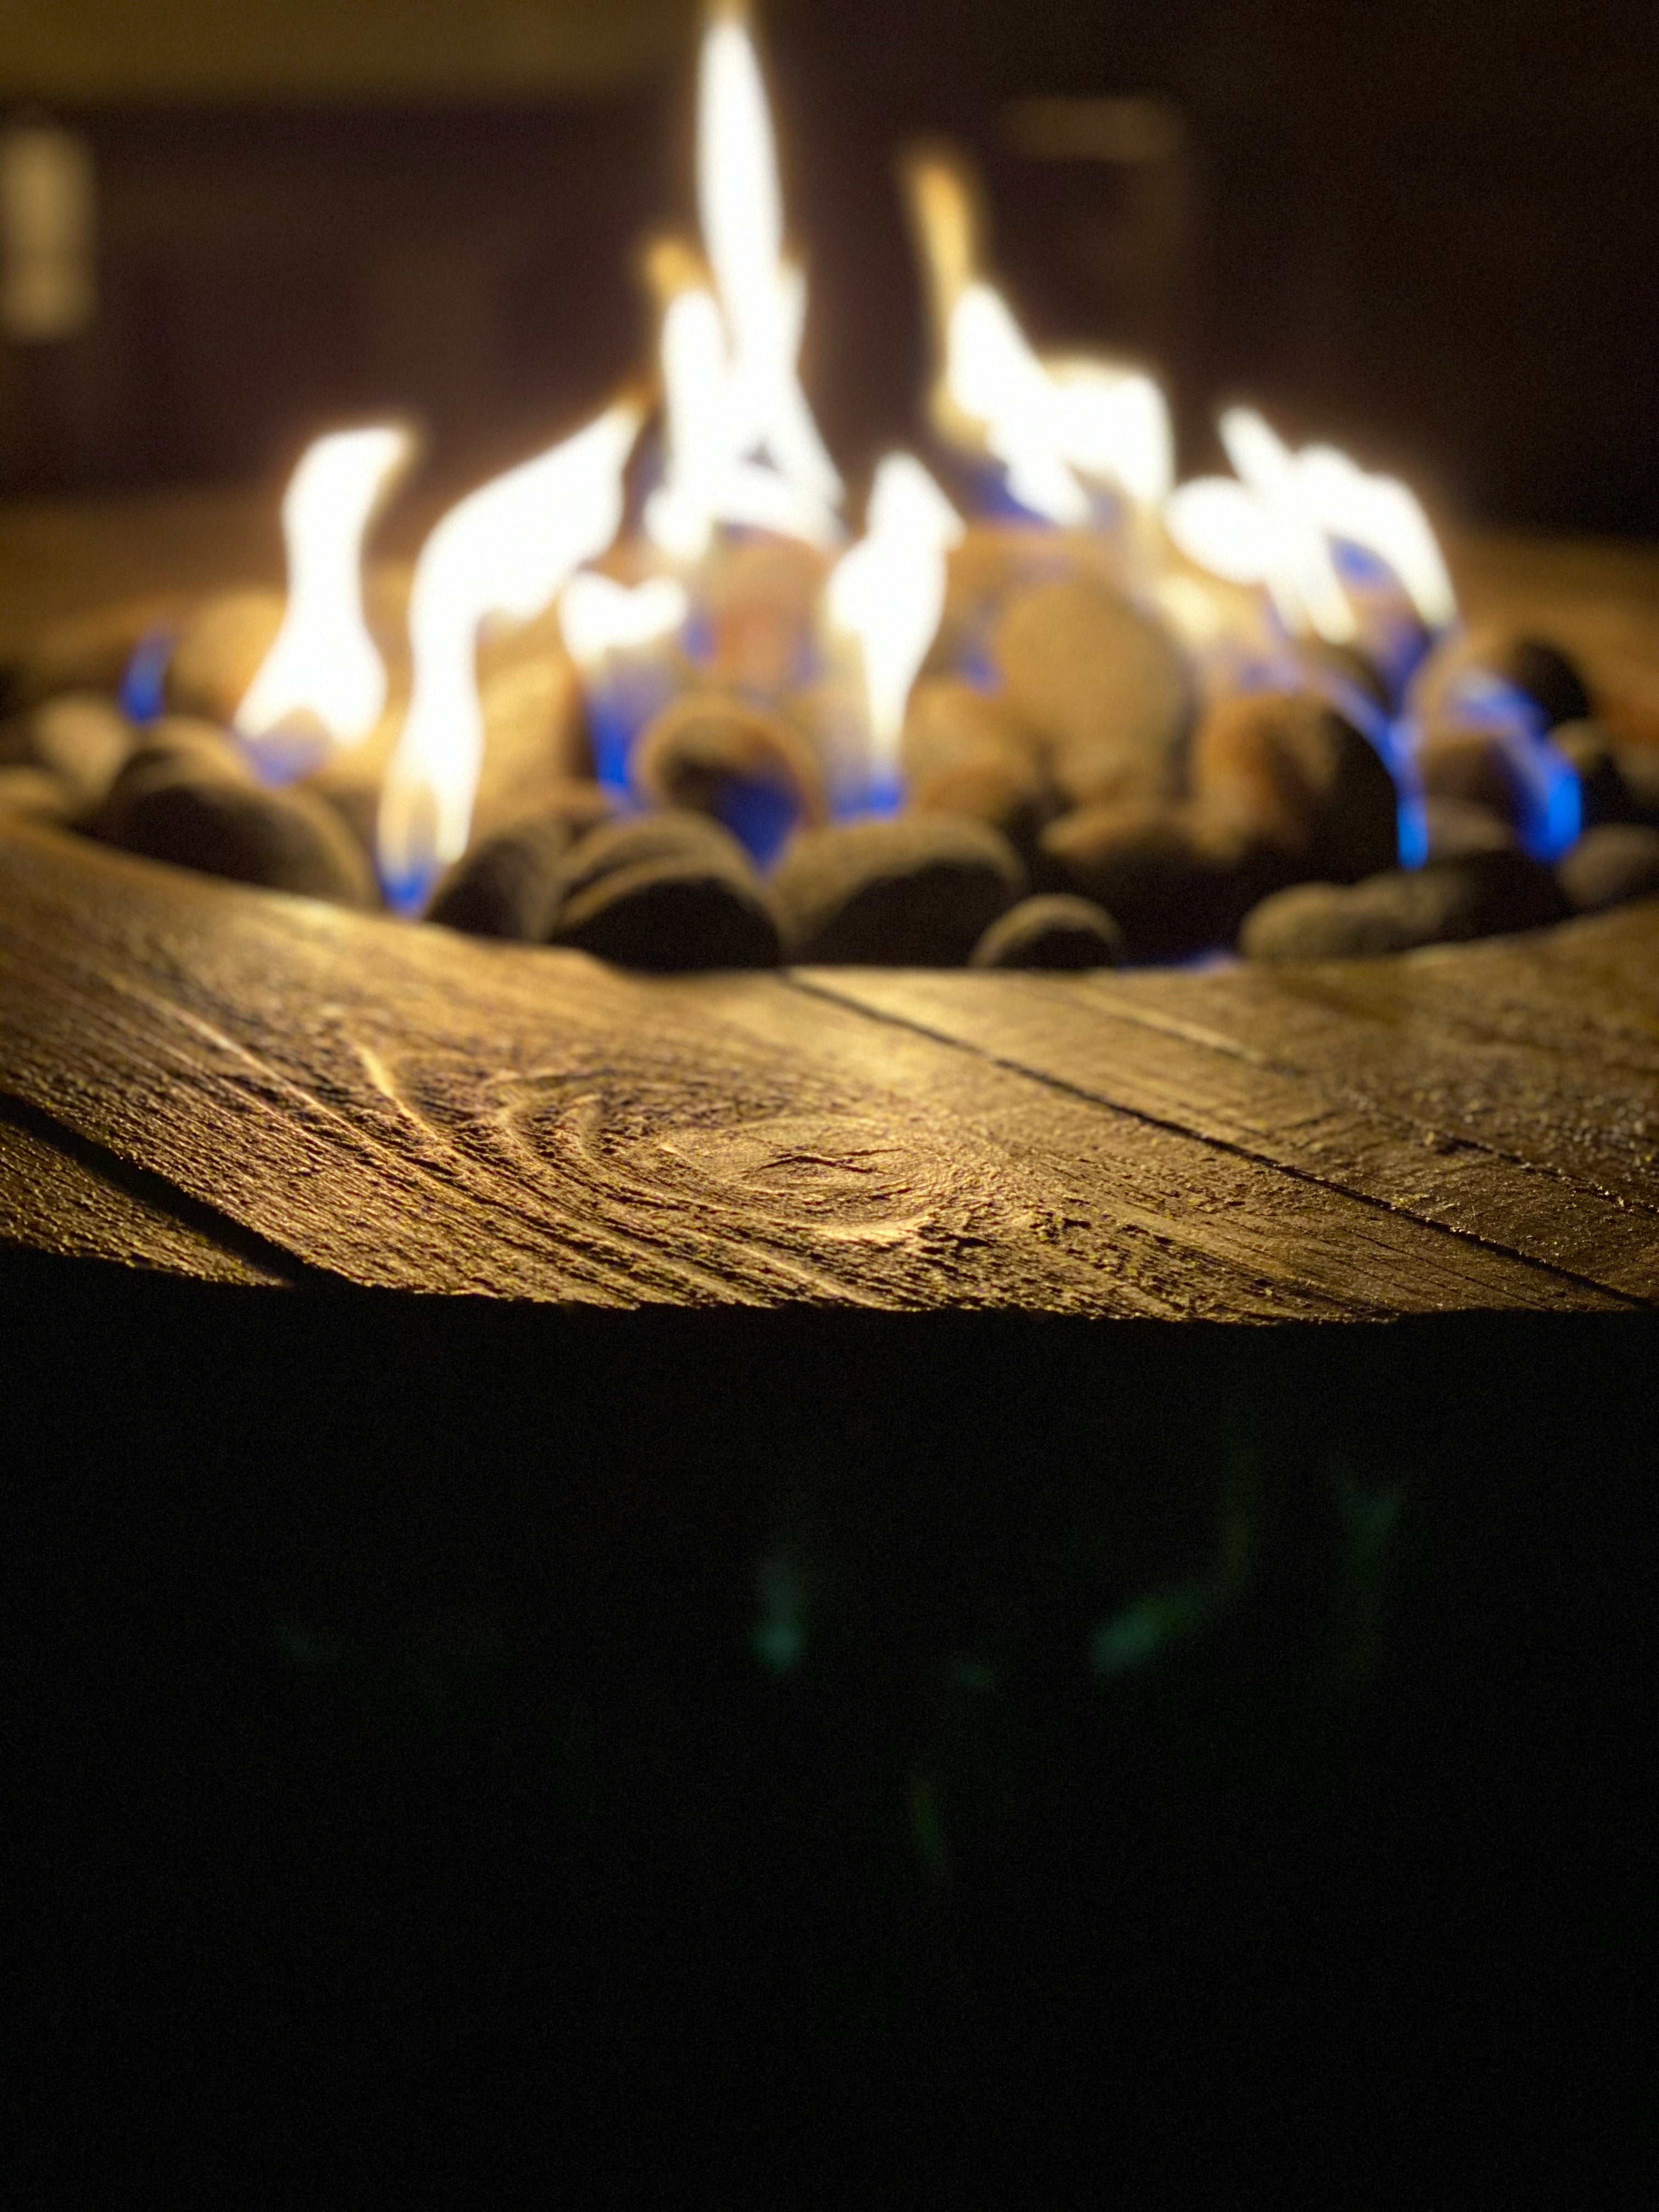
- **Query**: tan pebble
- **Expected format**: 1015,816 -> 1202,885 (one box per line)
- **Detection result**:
992,575 -> 1193,805
8,592 -> 190,708
631,692 -> 826,849
0,765 -> 77,820
164,589 -> 286,726
900,677 -> 1045,789
0,691 -> 136,811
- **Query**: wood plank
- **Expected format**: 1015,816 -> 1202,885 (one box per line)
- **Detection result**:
795,901 -> 1659,1307
0,1095 -> 292,1283
0,815 -> 1618,1316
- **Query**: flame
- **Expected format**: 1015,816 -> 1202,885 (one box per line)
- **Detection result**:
644,7 -> 842,560
558,572 -> 689,665
234,426 -> 413,755
376,402 -> 640,908
827,454 -> 963,780
908,151 -> 1172,523
1166,408 -> 1457,644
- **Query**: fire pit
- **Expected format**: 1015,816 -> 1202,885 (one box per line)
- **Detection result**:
2,4 -> 1657,1313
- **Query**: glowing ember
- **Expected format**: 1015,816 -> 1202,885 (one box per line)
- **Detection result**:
376,402 -> 640,911
644,6 -> 842,560
234,425 -> 413,763
827,454 -> 963,802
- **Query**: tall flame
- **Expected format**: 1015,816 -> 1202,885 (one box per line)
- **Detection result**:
1165,407 -> 1457,641
827,453 -> 963,783
234,425 -> 413,754
376,402 -> 640,909
908,151 -> 1172,524
645,7 -> 842,559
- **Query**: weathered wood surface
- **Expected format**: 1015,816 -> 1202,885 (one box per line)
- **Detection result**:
1,813 -> 1654,1314
3,490 -> 1658,1312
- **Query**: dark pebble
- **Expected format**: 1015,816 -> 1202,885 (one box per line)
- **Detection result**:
1415,726 -> 1531,829
1550,721 -> 1637,828
1039,800 -> 1257,962
969,894 -> 1125,970
1555,824 -> 1659,913
1190,690 -> 1397,882
1414,628 -> 1592,730
1240,850 -> 1568,961
94,759 -> 379,907
551,856 -> 781,970
558,809 -> 756,905
771,816 -> 1025,965
1611,740 -> 1659,824
427,812 -> 579,940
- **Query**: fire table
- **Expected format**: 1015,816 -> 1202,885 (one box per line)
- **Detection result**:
3,493 -> 1658,1313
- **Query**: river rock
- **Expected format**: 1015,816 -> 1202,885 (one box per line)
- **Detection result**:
899,678 -> 1046,788
1421,798 -> 1518,861
1190,691 -> 1397,881
771,816 -> 1024,966
631,693 -> 826,866
0,765 -> 77,820
551,856 -> 781,970
0,692 -> 136,811
557,809 -> 755,904
1549,721 -> 1636,828
427,811 -> 581,940
164,589 -> 286,726
1611,740 -> 1659,824
1414,726 -> 1531,829
95,757 -> 379,907
1413,628 -> 1592,730
909,747 -> 1053,864
1555,824 -> 1659,913
6,592 -> 189,709
1040,800 -> 1257,962
991,576 -> 1193,805
1240,851 -> 1568,961
969,894 -> 1125,970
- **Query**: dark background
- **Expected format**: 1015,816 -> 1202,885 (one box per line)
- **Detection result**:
1,2 -> 1655,536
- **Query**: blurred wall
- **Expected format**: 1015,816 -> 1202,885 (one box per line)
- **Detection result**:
0,0 -> 1654,537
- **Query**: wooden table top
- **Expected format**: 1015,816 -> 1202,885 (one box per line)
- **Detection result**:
3,488 -> 1657,1317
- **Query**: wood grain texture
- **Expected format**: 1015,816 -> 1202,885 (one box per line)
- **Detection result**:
0,1094 -> 291,1283
0,813 -> 1648,1315
2,493 -> 1657,1314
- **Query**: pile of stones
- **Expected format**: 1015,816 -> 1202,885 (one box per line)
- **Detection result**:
4,568 -> 1658,971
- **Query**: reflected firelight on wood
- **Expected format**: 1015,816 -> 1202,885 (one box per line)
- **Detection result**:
18,0 -> 1653,978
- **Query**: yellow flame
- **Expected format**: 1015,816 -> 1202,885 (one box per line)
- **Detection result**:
826,454 -> 963,771
909,151 -> 1173,522
558,572 -> 688,665
1295,444 -> 1457,630
377,402 -> 640,900
234,426 -> 413,751
1165,409 -> 1456,642
645,7 -> 842,559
